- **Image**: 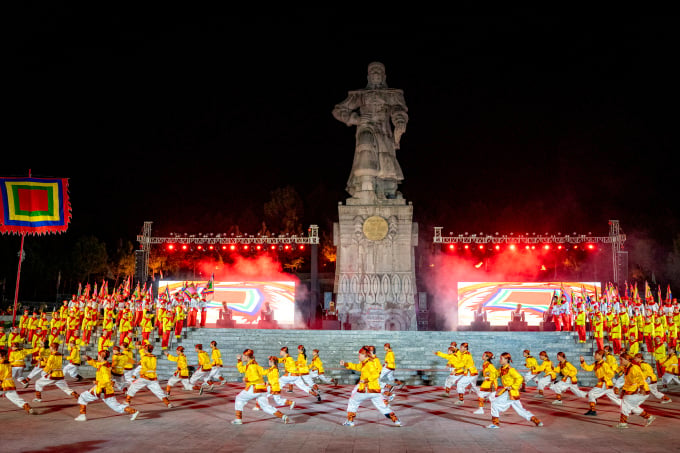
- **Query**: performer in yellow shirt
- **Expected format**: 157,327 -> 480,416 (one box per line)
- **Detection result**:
379,343 -> 405,403
62,339 -> 84,382
433,343 -> 462,397
206,340 -> 226,385
265,355 -> 295,410
309,348 -> 336,386
164,346 -> 192,394
615,352 -> 655,428
635,352 -> 672,403
472,351 -> 498,415
533,351 -> 557,398
579,349 -> 621,416
549,352 -> 587,404
75,349 -> 140,421
340,346 -> 401,427
0,348 -> 35,414
521,349 -> 540,392
33,342 -> 78,403
453,342 -> 478,406
278,346 -> 320,401
125,343 -> 173,408
189,343 -> 214,394
232,348 -> 290,425
487,352 -> 542,429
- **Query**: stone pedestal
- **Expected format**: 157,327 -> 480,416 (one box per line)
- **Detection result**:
333,196 -> 418,330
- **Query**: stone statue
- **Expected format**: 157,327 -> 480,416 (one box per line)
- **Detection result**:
333,62 -> 408,199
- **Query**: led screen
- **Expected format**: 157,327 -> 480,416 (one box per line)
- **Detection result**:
458,281 -> 601,326
159,280 -> 296,327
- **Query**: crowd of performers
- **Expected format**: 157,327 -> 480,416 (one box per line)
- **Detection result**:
0,287 -> 679,429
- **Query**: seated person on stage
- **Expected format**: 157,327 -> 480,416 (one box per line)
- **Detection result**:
512,304 -> 525,323
261,303 -> 274,322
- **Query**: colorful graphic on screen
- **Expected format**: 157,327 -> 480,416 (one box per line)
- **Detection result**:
159,280 -> 296,326
458,281 -> 601,326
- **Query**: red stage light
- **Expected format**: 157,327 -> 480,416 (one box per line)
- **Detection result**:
543,244 -> 550,250
243,245 -> 249,251
478,244 -> 485,250
298,244 -> 305,251
256,244 -> 262,251
587,244 -> 595,250
197,245 -> 203,251
270,244 -> 277,250
557,245 -> 563,250
464,244 -> 470,250
494,244 -> 500,251
167,244 -> 175,251
573,245 -> 579,249
284,245 -> 290,251
509,244 -> 517,251
448,244 -> 455,251
229,244 -> 237,251
181,245 -> 188,251
221,245 -> 227,250
525,245 -> 530,250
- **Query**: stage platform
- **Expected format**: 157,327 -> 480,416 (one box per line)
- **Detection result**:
2,376 -> 678,452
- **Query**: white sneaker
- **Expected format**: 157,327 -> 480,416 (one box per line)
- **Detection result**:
75,414 -> 87,421
289,401 -> 295,410
614,422 -> 629,429
21,380 -> 29,389
393,418 -> 402,427
551,400 -> 563,405
661,399 -> 672,404
646,415 -> 656,426
253,406 -> 261,411
342,420 -> 355,427
486,423 -> 499,429
454,400 -> 464,406
33,398 -> 41,403
473,407 -> 484,415
282,415 -> 290,424
231,419 -> 243,425
130,411 -> 140,421
167,403 -> 174,409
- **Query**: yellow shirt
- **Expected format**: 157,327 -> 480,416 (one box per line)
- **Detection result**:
265,366 -> 282,392
344,358 -> 381,393
311,356 -> 325,373
479,361 -> 498,391
580,358 -> 615,388
384,349 -> 396,370
211,348 -> 223,366
0,358 -> 17,390
525,355 -> 539,375
622,363 -> 649,394
139,352 -> 158,380
554,360 -> 579,383
197,350 -> 212,371
534,358 -> 556,379
88,358 -> 115,395
278,355 -> 298,375
43,352 -> 65,379
497,364 -> 522,399
237,358 -> 267,392
167,352 -> 189,377
9,348 -> 33,368
296,352 -> 310,374
111,352 -> 127,376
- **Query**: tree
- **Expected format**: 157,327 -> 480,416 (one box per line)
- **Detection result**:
69,236 -> 108,284
264,186 -> 304,235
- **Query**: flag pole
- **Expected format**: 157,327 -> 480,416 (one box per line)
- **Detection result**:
11,232 -> 26,328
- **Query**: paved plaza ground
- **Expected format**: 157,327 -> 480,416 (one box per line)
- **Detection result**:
2,376 -> 679,452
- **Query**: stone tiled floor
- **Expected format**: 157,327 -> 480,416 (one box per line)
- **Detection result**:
3,379 -> 679,452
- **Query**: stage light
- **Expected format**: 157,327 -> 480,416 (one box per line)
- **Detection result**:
448,244 -> 455,251
221,245 -> 227,250
196,245 -> 203,251
543,244 -> 551,250
530,245 -> 536,250
243,245 -> 249,251
494,244 -> 500,251
167,244 -> 175,251
229,244 -> 237,251
255,244 -> 262,251
509,244 -> 517,251
557,245 -> 564,250
181,245 -> 188,251
474,261 -> 484,269
587,244 -> 596,250
270,244 -> 277,250
573,245 -> 579,249
464,244 -> 470,250
478,244 -> 485,250
298,244 -> 305,251
208,245 -> 214,250
284,244 -> 291,251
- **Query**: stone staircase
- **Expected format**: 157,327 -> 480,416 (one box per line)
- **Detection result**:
35,328 -> 658,388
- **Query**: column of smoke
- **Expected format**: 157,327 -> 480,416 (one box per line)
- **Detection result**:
424,250 -> 543,331
196,255 -> 307,329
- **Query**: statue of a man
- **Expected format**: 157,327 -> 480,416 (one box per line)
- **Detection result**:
333,62 -> 408,199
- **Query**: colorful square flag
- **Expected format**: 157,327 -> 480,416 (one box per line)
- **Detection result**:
0,177 -> 71,235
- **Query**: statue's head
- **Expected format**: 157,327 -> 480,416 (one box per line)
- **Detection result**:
366,61 -> 387,89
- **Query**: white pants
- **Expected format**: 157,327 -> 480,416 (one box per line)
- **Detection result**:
27,366 -> 46,381
124,368 -> 138,386
207,366 -> 223,382
536,375 -> 553,391
489,391 -> 535,421
271,392 -> 290,406
456,374 -> 477,394
310,370 -> 333,384
522,371 -> 540,386
661,373 -> 680,386
613,376 -> 624,389
299,373 -> 316,389
379,368 -> 395,389
35,377 -> 74,395
78,389 -> 128,414
234,387 -> 277,415
621,393 -> 649,417
587,384 -> 621,405
2,389 -> 28,409
647,381 -> 666,399
550,380 -> 587,398
279,374 -> 312,394
346,391 -> 392,416
63,363 -> 80,379
11,367 -> 25,381
444,373 -> 463,391
167,374 -> 192,390
189,368 -> 211,386
127,378 -> 167,401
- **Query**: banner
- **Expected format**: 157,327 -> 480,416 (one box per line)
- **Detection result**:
0,177 -> 71,234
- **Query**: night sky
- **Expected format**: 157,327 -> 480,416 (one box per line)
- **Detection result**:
6,12 -> 680,256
